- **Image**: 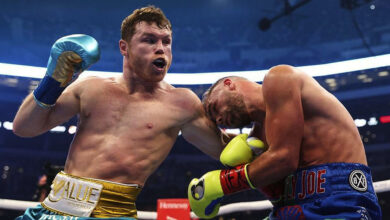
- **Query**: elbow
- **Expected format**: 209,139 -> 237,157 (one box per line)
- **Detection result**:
12,120 -> 23,136
284,158 -> 299,174
13,130 -> 37,138
12,121 -> 35,137
273,149 -> 299,174
12,126 -> 28,138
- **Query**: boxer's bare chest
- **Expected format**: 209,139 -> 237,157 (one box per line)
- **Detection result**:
80,83 -> 189,136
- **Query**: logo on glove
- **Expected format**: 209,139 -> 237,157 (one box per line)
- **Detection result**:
190,179 -> 205,200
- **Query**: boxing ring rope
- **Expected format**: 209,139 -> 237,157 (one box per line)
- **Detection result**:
1,179 -> 389,219
1,53 -> 390,85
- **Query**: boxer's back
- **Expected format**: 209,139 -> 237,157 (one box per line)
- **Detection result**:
298,71 -> 367,167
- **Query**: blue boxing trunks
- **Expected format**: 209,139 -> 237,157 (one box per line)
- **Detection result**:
16,171 -> 142,220
260,163 -> 382,220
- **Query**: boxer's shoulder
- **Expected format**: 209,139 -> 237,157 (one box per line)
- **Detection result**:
168,87 -> 201,105
268,64 -> 296,74
65,76 -> 106,93
264,65 -> 308,88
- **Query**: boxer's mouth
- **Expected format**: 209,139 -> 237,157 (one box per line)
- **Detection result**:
152,58 -> 166,69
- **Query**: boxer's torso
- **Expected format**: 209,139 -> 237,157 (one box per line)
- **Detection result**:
257,70 -> 367,168
64,76 -> 199,185
299,72 -> 367,167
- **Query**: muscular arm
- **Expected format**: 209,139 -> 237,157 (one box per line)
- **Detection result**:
247,65 -> 304,187
180,91 -> 228,159
13,81 -> 81,137
13,34 -> 99,137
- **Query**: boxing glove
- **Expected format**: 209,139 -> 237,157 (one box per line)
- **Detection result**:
188,164 -> 255,219
33,34 -> 100,108
220,133 -> 267,167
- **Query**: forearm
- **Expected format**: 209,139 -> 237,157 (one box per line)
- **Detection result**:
182,119 -> 226,160
247,150 -> 297,188
196,140 -> 224,160
13,93 -> 52,137
13,34 -> 99,137
208,129 -> 230,159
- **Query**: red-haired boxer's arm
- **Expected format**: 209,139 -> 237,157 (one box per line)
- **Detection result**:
13,80 -> 81,137
247,65 -> 304,187
180,89 -> 228,160
13,35 -> 100,137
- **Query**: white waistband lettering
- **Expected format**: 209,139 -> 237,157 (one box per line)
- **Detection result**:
42,173 -> 103,217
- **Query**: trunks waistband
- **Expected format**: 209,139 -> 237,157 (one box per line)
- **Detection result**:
41,171 -> 142,218
260,163 -> 376,206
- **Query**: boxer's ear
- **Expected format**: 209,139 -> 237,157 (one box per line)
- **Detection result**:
119,39 -> 128,56
223,78 -> 235,90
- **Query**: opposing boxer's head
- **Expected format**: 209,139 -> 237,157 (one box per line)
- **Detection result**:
203,76 -> 252,128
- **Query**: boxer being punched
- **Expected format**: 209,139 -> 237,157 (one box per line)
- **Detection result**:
13,6 -> 227,220
188,65 -> 382,219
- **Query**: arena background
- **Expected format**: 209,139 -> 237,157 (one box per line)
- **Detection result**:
0,0 -> 389,219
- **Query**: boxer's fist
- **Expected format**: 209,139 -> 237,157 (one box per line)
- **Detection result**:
46,34 -> 100,86
188,165 -> 254,219
33,34 -> 100,108
220,134 -> 267,167
188,170 -> 223,219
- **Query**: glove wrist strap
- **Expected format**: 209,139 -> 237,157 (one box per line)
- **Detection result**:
33,75 -> 66,108
220,164 -> 255,195
244,164 -> 256,189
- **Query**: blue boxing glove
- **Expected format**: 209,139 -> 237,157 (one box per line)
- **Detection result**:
33,34 -> 100,108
